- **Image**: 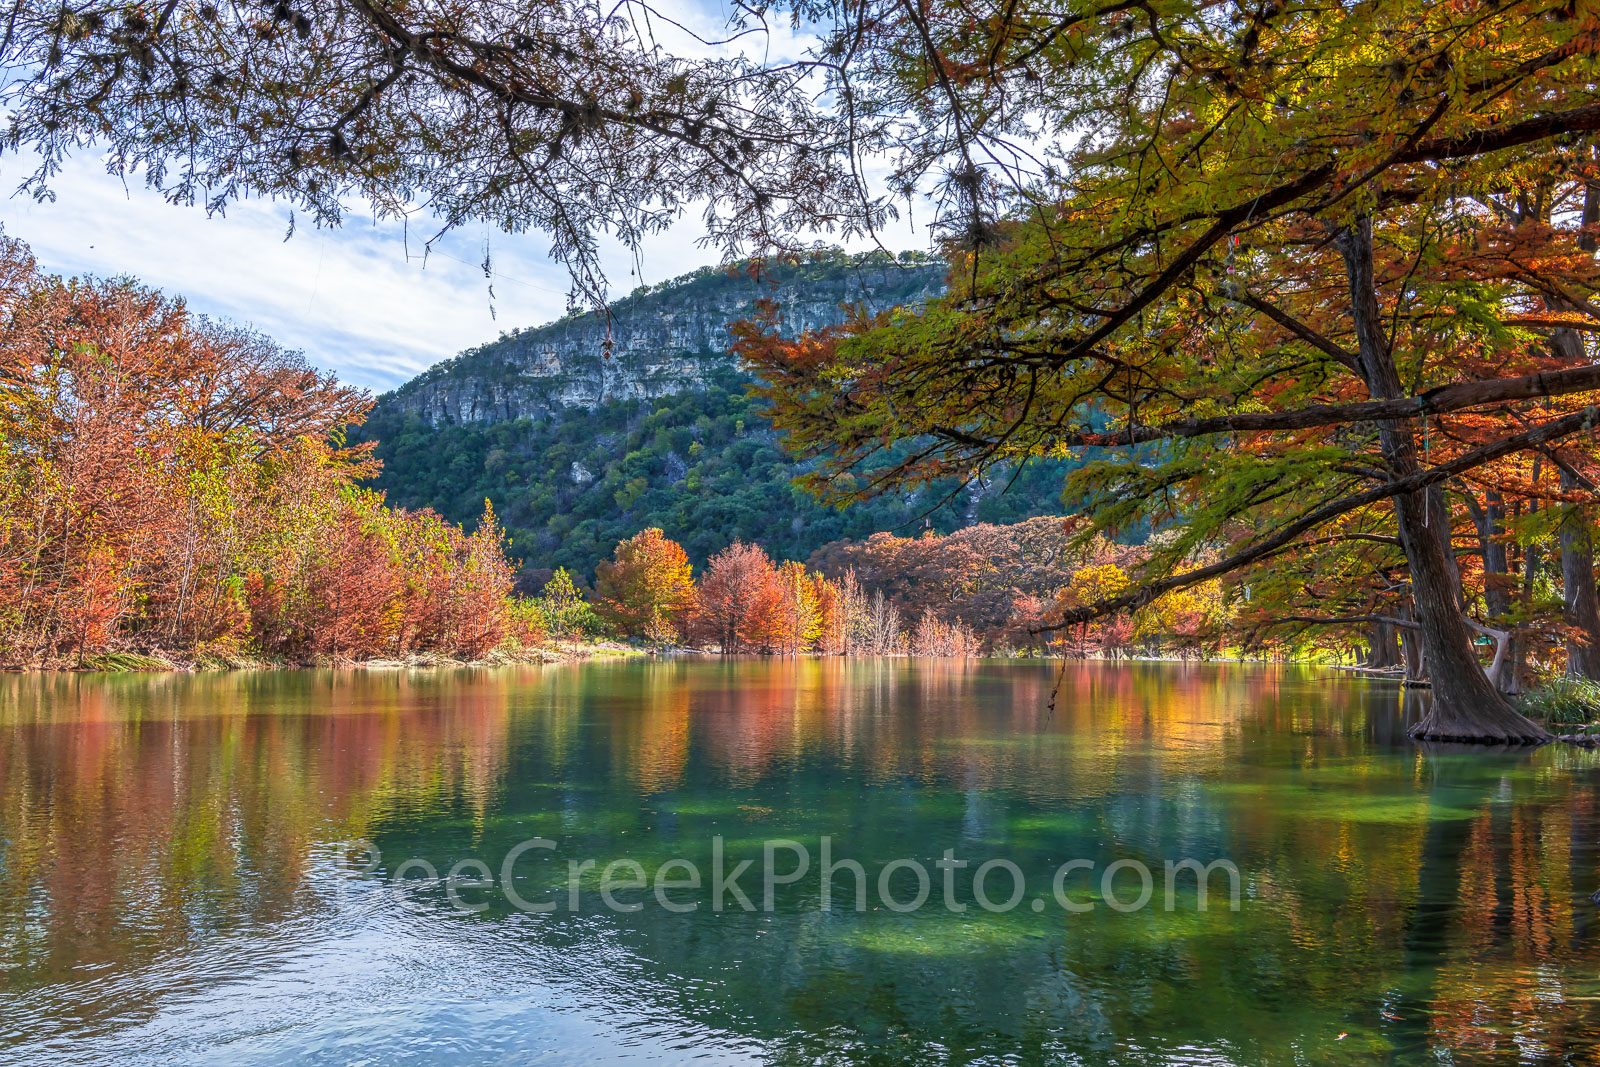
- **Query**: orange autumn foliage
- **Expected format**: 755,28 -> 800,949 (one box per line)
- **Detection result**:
0,236 -> 528,666
594,528 -> 695,643
688,540 -> 777,653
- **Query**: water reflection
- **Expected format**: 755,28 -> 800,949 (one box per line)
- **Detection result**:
0,661 -> 1597,1063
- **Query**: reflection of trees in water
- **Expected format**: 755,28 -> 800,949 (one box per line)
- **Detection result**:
1376,747 -> 1600,1061
611,659 -> 1266,800
0,670 -> 516,993
4,664 -> 1600,1061
483,661 -> 1600,1060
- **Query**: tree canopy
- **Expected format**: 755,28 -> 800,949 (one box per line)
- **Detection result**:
10,0 -> 1600,740
738,0 -> 1600,742
0,0 -> 889,303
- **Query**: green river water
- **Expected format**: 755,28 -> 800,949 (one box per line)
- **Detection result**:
2,659 -> 1599,1064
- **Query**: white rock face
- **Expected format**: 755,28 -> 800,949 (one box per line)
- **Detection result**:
378,259 -> 945,426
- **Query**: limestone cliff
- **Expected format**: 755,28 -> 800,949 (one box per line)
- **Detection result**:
378,253 -> 945,426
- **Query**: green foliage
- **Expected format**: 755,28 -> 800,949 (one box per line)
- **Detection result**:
76,651 -> 179,672
360,374 -> 1079,584
533,567 -> 608,640
1516,677 -> 1600,726
501,596 -> 549,646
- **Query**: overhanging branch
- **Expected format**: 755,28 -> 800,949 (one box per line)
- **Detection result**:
1034,406 -> 1600,633
1256,614 -> 1421,630
989,363 -> 1600,451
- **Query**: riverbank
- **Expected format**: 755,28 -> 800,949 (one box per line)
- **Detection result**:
3,640 -> 643,674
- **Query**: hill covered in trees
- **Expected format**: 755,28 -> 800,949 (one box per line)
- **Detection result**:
363,253 -> 1081,584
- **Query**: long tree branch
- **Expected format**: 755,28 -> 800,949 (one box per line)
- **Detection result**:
1234,292 -> 1360,370
1258,614 -> 1421,630
1035,406 -> 1600,632
974,363 -> 1600,451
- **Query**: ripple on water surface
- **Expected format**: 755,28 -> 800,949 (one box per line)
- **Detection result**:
1,660 -> 1598,1063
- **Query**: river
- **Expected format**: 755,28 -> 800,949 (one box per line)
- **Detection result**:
2,660 -> 1597,1063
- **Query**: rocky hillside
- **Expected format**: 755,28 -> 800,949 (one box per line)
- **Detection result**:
379,251 -> 946,426
361,250 -> 1081,584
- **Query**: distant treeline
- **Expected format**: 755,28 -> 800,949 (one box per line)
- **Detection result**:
807,518 -> 1228,657
579,527 -> 980,656
584,521 -> 1230,658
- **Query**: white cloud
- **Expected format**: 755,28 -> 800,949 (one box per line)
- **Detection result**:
1,154 -> 928,395
0,155 -> 699,393
0,5 -> 932,394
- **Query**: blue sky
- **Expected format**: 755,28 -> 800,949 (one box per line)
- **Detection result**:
0,3 -> 923,396
0,154 -> 778,394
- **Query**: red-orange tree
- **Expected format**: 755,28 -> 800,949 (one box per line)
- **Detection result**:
689,540 -> 777,653
0,235 -> 526,666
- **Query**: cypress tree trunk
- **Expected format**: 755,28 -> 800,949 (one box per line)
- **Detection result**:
1367,620 -> 1400,669
1484,493 -> 1510,619
1511,494 -> 1542,693
1552,178 -> 1599,680
1339,219 -> 1548,744
1398,605 -> 1426,683
1560,464 -> 1600,680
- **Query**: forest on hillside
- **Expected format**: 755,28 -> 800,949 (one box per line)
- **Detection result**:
361,373 -> 1084,586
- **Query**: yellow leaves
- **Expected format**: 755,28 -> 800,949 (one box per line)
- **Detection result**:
594,527 -> 695,641
1055,553 -> 1229,651
1062,562 -> 1130,609
1132,568 -> 1228,643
